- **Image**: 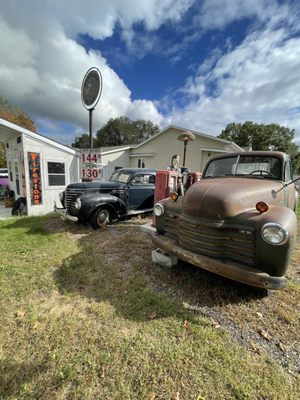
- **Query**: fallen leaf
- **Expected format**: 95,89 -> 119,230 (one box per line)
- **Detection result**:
183,320 -> 190,329
256,312 -> 263,319
276,342 -> 286,352
250,341 -> 262,355
184,357 -> 196,368
100,366 -> 105,378
211,319 -> 221,329
146,393 -> 156,400
173,392 -> 180,400
149,312 -> 157,320
16,310 -> 25,318
32,322 -> 41,330
258,329 -> 272,341
124,290 -> 128,294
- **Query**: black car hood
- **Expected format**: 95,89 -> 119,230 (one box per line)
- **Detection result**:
67,180 -> 127,190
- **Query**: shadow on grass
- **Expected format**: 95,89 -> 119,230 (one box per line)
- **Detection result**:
0,360 -> 49,399
54,222 -> 268,322
0,213 -> 91,236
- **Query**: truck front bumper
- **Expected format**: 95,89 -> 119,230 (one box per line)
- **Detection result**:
54,202 -> 78,222
151,233 -> 286,290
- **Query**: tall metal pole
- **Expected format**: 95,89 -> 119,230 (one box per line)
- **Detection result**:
183,140 -> 188,167
89,108 -> 93,149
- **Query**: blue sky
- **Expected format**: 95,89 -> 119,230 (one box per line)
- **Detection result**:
0,0 -> 300,145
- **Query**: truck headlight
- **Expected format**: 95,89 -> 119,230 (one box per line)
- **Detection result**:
261,223 -> 289,245
59,191 -> 64,201
154,203 -> 164,217
74,198 -> 81,210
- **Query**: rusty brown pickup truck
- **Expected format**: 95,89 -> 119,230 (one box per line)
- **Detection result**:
152,151 -> 298,289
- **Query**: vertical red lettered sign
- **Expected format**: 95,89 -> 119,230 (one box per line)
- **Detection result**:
28,152 -> 43,205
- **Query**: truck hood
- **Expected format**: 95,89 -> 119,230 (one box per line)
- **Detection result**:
182,177 -> 285,219
67,180 -> 126,190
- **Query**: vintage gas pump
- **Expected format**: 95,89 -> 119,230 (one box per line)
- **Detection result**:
153,170 -> 179,226
154,170 -> 180,204
185,172 -> 202,190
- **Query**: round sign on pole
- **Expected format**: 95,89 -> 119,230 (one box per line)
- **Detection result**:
81,67 -> 102,110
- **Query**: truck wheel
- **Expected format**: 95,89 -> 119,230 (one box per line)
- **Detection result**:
91,207 -> 110,229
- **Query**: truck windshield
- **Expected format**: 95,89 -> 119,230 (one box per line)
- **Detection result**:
204,156 -> 281,180
109,171 -> 132,183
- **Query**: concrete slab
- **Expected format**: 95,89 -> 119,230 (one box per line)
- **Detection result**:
0,204 -> 12,220
140,222 -> 156,234
152,248 -> 178,268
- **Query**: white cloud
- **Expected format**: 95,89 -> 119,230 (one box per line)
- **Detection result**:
1,0 -> 300,145
165,7 -> 300,141
0,0 -> 194,140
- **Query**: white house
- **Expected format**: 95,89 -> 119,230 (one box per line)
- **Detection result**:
0,118 -> 80,216
0,119 -> 242,216
99,125 -> 243,178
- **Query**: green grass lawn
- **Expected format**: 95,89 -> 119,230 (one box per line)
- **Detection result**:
0,214 -> 299,399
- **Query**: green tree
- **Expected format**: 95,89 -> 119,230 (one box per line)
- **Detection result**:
218,121 -> 300,173
0,96 -> 36,132
0,97 -> 37,167
72,133 -> 96,148
0,142 -> 6,168
94,116 -> 160,147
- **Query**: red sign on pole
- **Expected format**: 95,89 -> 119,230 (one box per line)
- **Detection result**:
28,152 -> 43,205
81,149 -> 102,180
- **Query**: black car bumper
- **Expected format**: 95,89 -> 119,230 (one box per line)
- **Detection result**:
54,201 -> 78,222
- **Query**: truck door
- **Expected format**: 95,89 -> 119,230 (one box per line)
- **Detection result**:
128,173 -> 155,210
284,160 -> 296,210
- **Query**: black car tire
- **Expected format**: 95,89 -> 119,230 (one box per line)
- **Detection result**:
91,207 -> 110,229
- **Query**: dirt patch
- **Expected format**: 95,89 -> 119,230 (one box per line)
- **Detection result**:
51,216 -> 300,376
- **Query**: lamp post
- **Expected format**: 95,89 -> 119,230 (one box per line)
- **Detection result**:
177,130 -> 196,167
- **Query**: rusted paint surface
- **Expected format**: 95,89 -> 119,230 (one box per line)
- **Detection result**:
152,233 -> 286,290
183,178 -> 286,219
154,151 -> 298,289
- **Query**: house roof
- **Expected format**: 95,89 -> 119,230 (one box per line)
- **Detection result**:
0,118 -> 79,156
100,144 -> 137,154
134,124 -> 244,151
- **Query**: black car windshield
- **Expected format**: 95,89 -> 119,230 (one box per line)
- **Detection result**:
109,171 -> 132,183
204,155 -> 281,180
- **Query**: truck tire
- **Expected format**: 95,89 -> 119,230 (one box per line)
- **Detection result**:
90,207 -> 110,229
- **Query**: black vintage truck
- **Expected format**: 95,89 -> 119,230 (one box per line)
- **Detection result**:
55,168 -> 156,228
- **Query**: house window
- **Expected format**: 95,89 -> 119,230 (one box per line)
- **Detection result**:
138,158 -> 145,168
47,162 -> 66,186
8,161 -> 13,182
284,161 -> 293,182
131,174 -> 155,185
14,162 -> 20,195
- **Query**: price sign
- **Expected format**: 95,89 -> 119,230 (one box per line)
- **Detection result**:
81,149 -> 102,180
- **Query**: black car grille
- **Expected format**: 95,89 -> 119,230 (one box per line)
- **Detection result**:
65,188 -> 85,215
165,213 -> 256,266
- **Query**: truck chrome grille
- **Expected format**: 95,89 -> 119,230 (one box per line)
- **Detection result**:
165,213 -> 256,266
65,188 -> 85,214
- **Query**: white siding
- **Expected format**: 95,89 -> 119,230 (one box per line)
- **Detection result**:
101,150 -> 130,179
130,127 -> 237,172
23,135 -> 80,216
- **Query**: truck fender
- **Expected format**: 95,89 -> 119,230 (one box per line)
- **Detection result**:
84,194 -> 127,219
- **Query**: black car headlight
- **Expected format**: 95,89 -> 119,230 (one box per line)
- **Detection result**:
261,223 -> 289,245
154,203 -> 164,217
74,198 -> 82,210
59,191 -> 64,202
